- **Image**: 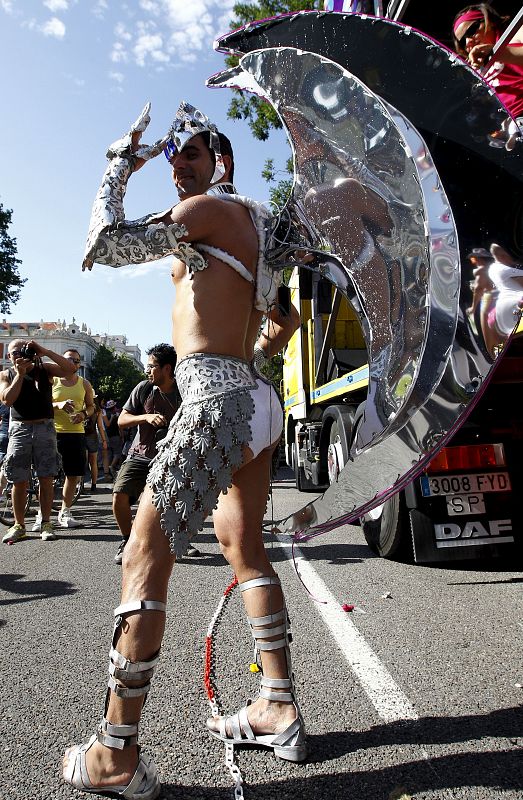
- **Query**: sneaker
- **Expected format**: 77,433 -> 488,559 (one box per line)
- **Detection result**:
186,546 -> 202,557
58,508 -> 81,528
32,511 -> 43,532
40,521 -> 57,541
2,523 -> 26,544
114,538 -> 128,564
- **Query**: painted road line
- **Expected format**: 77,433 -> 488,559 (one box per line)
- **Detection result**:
277,536 -> 419,723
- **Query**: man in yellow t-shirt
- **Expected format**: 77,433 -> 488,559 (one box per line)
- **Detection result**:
50,349 -> 95,529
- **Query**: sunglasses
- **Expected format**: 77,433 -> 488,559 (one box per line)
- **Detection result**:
457,19 -> 483,48
164,137 -> 178,162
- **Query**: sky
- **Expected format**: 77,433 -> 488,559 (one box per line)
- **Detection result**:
0,0 -> 289,363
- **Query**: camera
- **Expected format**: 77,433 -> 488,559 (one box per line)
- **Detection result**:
20,344 -> 37,360
154,427 -> 168,444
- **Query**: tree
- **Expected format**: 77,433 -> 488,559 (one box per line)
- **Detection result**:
226,1 -> 321,140
226,2 -> 321,205
90,344 -> 145,405
0,204 -> 26,314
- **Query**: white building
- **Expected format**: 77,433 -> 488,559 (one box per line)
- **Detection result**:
0,319 -> 143,379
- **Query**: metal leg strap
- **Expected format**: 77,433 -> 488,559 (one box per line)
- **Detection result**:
97,719 -> 138,750
99,599 -> 167,751
207,574 -> 307,762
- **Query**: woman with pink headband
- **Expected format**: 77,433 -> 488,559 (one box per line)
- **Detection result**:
452,3 -> 523,126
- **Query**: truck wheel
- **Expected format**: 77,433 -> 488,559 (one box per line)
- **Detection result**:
321,406 -> 353,484
361,492 -> 413,561
293,442 -> 318,493
327,419 -> 345,483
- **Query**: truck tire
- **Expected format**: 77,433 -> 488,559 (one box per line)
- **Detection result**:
361,492 -> 413,561
321,405 -> 354,484
293,442 -> 318,493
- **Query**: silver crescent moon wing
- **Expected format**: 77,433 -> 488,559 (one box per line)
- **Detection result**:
208,20 -> 522,538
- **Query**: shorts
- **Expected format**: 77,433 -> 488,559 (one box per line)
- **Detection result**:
113,457 -> 149,505
147,353 -> 283,557
57,432 -> 86,477
3,420 -> 58,483
85,433 -> 100,454
108,434 -> 123,459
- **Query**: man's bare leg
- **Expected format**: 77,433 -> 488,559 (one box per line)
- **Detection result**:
61,475 -> 80,510
63,486 -> 175,788
38,476 -> 54,522
12,481 -> 28,526
88,452 -> 98,486
209,447 -> 300,737
113,491 -> 133,539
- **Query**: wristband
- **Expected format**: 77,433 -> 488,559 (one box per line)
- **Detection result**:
253,344 -> 268,372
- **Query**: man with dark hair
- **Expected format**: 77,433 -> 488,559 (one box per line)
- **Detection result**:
0,339 -> 75,542
112,343 -> 192,564
64,102 -> 305,799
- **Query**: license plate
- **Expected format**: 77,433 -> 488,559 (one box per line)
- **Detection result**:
420,471 -> 511,497
446,494 -> 486,516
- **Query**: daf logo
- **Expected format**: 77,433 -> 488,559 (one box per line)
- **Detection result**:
434,520 -> 514,549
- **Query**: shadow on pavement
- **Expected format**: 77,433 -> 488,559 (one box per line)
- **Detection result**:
0,572 -> 76,605
159,706 -> 522,797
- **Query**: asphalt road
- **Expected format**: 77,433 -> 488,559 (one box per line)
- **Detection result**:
0,469 -> 521,800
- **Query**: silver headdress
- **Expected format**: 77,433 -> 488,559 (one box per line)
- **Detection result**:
165,100 -> 226,184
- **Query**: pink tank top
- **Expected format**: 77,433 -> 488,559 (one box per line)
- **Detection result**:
484,42 -> 523,120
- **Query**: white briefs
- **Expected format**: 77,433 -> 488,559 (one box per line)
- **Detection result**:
248,377 -> 284,459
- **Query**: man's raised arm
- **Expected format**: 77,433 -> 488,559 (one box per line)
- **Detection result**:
82,103 -> 187,271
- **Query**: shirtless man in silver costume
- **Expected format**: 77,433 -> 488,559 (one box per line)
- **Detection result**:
63,102 -> 302,799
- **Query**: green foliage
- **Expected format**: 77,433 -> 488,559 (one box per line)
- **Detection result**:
258,350 -> 285,389
90,344 -> 145,405
0,204 -> 26,314
226,1 -> 321,140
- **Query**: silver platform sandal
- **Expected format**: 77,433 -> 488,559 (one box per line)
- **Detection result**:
207,576 -> 307,762
63,600 -> 165,799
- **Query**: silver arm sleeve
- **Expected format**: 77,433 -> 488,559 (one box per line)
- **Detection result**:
82,154 -> 190,271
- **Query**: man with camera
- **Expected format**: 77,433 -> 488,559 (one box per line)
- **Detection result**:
112,343 -> 188,563
0,339 -> 76,543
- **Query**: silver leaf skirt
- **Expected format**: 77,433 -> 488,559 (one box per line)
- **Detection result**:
146,353 -> 256,557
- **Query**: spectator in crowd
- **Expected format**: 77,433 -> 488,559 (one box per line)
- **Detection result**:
453,4 -> 523,145
104,399 -> 123,479
46,349 -> 95,530
84,395 -> 107,492
98,396 -> 111,480
112,343 -> 190,564
0,339 -> 75,543
484,242 -> 523,351
0,400 -> 10,498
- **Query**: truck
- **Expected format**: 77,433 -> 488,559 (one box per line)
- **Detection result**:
282,262 -> 523,563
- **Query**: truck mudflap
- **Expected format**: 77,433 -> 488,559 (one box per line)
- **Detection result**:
408,490 -> 519,564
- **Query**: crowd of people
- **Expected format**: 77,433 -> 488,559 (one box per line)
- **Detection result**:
454,4 -> 523,353
0,340 -> 209,562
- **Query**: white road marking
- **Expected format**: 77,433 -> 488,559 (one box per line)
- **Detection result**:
277,536 -> 419,722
